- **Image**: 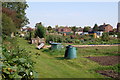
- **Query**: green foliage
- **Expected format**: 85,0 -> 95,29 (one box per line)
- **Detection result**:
46,34 -> 64,43
2,2 -> 29,28
93,24 -> 99,31
35,23 -> 46,38
71,26 -> 77,35
83,26 -> 91,32
117,32 -> 120,38
28,31 -> 35,40
47,26 -> 52,32
109,32 -> 116,35
2,13 -> 16,36
95,64 -> 120,73
101,32 -> 110,41
2,36 -> 37,79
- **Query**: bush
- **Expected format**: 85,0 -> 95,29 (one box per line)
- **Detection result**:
46,34 -> 64,43
101,32 -> 110,41
2,37 -> 37,79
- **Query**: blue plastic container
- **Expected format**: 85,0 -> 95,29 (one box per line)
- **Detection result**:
51,43 -> 62,50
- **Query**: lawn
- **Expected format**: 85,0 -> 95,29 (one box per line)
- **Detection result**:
17,37 -> 119,78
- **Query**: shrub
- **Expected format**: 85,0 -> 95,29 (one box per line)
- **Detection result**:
46,34 -> 64,43
2,37 -> 37,79
101,32 -> 110,41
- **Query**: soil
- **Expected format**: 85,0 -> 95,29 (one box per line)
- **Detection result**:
86,56 -> 120,79
86,56 -> 120,66
96,70 -> 119,79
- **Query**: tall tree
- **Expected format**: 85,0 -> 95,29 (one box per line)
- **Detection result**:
35,22 -> 46,38
71,26 -> 77,35
93,24 -> 99,32
117,23 -> 120,32
117,23 -> 120,38
2,13 -> 16,36
2,2 -> 29,29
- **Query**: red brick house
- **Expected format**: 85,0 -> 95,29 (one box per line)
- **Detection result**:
99,23 -> 113,32
56,27 -> 72,33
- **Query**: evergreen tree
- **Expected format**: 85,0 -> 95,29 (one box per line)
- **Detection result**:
35,22 -> 46,38
93,24 -> 99,32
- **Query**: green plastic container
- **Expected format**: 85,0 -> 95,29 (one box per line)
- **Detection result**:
51,43 -> 62,50
65,45 -> 77,59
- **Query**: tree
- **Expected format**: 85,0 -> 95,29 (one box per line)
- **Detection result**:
117,23 -> 120,38
117,23 -> 120,32
83,26 -> 91,32
47,26 -> 52,32
2,2 -> 29,28
93,24 -> 99,32
35,22 -> 46,38
71,26 -> 77,35
2,13 -> 16,36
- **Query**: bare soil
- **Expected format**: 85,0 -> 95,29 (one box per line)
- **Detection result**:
86,56 -> 120,79
96,70 -> 119,79
86,56 -> 120,66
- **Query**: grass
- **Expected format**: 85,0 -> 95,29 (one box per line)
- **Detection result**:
17,37 -> 119,78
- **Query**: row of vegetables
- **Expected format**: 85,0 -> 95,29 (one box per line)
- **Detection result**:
1,36 -> 37,79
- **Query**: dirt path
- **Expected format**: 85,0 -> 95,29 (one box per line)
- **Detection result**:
73,44 -> 119,48
45,44 -> 119,48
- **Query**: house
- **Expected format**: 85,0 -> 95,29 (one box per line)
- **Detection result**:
56,27 -> 72,35
99,23 -> 113,32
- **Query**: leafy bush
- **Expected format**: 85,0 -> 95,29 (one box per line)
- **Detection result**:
2,36 -> 37,79
46,34 -> 65,43
101,32 -> 110,41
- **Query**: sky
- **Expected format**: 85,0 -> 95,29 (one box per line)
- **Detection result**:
25,2 -> 118,28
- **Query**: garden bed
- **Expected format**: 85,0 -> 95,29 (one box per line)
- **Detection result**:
86,56 -> 120,66
96,70 -> 119,79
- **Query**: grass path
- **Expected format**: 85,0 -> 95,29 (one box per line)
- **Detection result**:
17,38 -> 107,78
